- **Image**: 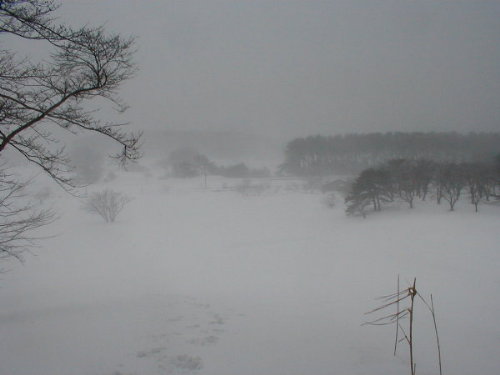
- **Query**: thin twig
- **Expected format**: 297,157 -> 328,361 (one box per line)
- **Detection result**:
431,295 -> 443,375
394,274 -> 400,356
409,278 -> 416,375
416,292 -> 443,375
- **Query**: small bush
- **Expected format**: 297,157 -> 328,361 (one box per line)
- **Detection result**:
85,189 -> 131,223
235,179 -> 270,196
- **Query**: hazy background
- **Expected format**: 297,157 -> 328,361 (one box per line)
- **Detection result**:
57,0 -> 500,145
2,3 -> 500,374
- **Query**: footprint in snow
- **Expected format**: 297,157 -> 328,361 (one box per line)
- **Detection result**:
209,313 -> 225,325
170,354 -> 203,372
136,346 -> 167,358
187,335 -> 219,346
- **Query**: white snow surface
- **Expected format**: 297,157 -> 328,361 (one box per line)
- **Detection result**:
0,171 -> 499,375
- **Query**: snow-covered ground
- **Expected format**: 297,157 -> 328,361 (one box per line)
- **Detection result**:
0,170 -> 499,375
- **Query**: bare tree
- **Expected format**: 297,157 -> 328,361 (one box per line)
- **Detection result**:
0,0 -> 141,187
413,159 -> 436,201
345,167 -> 393,214
0,1 -> 140,264
384,159 -> 418,209
462,162 -> 494,212
0,168 -> 54,264
437,163 -> 465,211
84,189 -> 131,223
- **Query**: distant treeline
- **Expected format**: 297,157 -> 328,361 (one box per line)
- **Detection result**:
280,132 -> 500,175
344,157 -> 500,216
165,147 -> 270,179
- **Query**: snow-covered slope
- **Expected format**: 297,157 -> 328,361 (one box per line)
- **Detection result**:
0,172 -> 498,375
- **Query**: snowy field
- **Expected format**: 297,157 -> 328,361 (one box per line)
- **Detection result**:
0,169 -> 499,375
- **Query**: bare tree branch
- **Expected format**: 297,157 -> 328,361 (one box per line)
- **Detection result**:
0,0 -> 140,264
0,167 -> 55,264
0,0 -> 140,188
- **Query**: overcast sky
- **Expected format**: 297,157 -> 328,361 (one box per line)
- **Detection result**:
59,0 -> 500,140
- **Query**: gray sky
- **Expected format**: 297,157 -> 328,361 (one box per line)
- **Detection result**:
59,0 -> 500,141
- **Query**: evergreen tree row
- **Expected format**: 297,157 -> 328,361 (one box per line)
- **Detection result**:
280,132 -> 500,175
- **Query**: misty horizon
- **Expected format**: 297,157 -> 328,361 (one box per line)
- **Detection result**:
55,0 -> 500,141
1,2 -> 499,375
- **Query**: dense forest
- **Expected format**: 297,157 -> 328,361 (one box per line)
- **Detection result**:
280,132 -> 500,176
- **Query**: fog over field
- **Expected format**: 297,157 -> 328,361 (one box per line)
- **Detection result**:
0,1 -> 499,375
58,0 -> 500,139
